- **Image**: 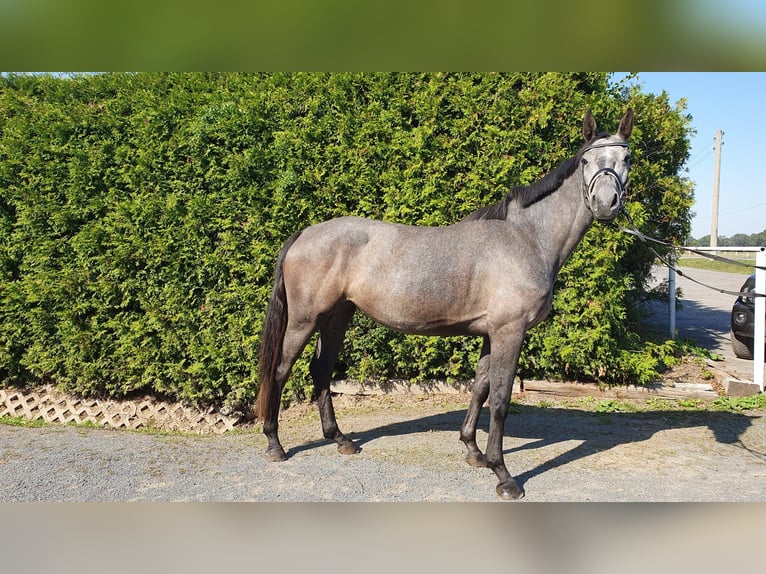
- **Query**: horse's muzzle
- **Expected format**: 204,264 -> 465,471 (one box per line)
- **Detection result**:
587,168 -> 625,221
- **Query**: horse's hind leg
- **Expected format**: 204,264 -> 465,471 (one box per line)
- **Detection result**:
263,322 -> 316,462
311,302 -> 360,455
460,338 -> 490,467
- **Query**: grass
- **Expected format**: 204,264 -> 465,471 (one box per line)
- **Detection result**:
3,390 -> 766,432
514,392 -> 766,415
0,414 -> 199,436
0,415 -> 48,428
677,256 -> 755,275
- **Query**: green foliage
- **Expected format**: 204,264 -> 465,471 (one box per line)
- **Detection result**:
0,73 -> 694,408
712,394 -> 766,412
0,414 -> 48,428
689,229 -> 766,247
593,399 -> 638,414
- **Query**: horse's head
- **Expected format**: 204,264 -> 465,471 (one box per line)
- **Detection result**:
580,109 -> 633,221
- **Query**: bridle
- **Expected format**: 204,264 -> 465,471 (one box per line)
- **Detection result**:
580,141 -> 629,215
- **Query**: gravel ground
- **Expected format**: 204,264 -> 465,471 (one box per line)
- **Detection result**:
2,393 -> 766,502
2,266 -> 765,503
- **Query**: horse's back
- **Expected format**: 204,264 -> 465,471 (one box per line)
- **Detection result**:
282,216 -> 547,336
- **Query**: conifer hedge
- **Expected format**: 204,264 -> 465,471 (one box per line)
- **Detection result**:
0,73 -> 694,409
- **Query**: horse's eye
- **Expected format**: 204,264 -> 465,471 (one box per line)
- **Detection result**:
624,155 -> 631,164
581,158 -> 588,166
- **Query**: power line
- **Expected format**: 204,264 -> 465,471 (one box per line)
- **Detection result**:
695,200 -> 766,222
719,200 -> 766,217
685,147 -> 714,171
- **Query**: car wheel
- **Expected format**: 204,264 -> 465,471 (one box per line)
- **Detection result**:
731,330 -> 754,360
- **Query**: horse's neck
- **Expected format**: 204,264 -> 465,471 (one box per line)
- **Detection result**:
517,175 -> 594,275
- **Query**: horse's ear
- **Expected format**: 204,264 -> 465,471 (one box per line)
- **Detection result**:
618,108 -> 634,140
583,111 -> 597,142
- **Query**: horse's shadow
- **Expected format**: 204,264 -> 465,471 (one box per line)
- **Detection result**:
643,298 -> 733,351
286,403 -> 763,490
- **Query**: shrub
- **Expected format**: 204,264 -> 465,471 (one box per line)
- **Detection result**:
0,72 -> 693,408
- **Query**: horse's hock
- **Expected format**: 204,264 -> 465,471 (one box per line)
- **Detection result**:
0,385 -> 243,434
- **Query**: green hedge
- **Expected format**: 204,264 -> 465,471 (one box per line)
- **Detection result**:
0,73 -> 694,409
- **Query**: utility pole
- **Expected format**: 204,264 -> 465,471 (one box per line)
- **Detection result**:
710,129 -> 723,248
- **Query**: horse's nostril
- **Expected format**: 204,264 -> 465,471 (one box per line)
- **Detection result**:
610,193 -> 619,208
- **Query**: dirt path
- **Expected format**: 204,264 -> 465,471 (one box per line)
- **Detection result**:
2,392 -> 765,501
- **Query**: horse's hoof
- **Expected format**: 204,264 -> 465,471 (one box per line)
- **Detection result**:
337,441 -> 361,455
465,453 -> 488,468
496,481 -> 524,500
264,447 -> 287,462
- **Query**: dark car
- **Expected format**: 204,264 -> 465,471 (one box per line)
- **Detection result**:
730,273 -> 763,360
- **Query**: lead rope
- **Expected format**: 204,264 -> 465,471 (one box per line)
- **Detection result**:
618,207 -> 765,299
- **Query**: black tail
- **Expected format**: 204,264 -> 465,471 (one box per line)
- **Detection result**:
256,231 -> 302,421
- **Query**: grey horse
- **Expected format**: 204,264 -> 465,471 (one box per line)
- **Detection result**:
257,109 -> 634,499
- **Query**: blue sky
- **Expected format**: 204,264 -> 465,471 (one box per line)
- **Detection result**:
623,72 -> 766,240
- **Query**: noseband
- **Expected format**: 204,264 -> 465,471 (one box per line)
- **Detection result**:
581,141 -> 629,214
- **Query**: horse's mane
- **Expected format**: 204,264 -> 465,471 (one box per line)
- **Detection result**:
463,132 -> 611,222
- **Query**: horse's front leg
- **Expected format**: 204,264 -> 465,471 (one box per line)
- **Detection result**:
485,327 -> 525,500
460,338 -> 490,467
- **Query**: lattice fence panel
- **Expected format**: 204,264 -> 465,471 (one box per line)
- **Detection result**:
0,386 -> 244,434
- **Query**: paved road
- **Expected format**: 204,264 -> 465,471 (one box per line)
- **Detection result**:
647,266 -> 760,382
